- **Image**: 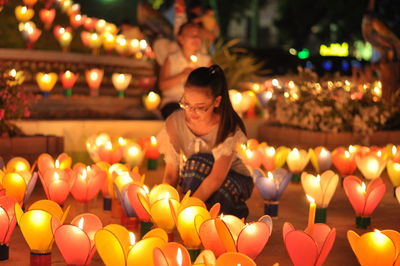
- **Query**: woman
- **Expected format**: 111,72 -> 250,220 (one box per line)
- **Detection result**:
158,22 -> 211,119
157,65 -> 253,218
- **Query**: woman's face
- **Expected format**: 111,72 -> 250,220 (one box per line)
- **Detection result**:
178,26 -> 201,52
181,87 -> 221,122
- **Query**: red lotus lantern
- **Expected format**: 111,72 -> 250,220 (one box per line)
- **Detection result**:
60,70 -> 78,97
39,9 -> 55,29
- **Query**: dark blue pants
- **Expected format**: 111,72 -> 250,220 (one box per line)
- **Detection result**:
179,153 -> 253,219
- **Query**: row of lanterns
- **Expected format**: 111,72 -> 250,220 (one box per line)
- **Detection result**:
13,0 -> 153,58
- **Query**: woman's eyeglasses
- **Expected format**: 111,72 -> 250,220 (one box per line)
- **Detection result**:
179,98 -> 215,114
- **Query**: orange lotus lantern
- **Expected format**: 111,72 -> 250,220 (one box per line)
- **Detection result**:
15,6 -> 34,22
355,152 -> 386,180
95,225 -> 167,266
85,68 -> 104,96
60,70 -> 78,97
142,91 -> 161,111
15,200 -> 70,266
53,213 -> 103,265
343,176 -> 386,228
80,31 -> 91,47
348,229 -> 400,266
1,157 -> 38,206
115,35 -> 128,55
283,222 -> 336,266
332,146 -> 357,177
83,17 -> 97,31
260,145 -> 276,171
23,0 -> 38,8
198,214 -> 273,260
38,153 -> 72,174
71,164 -> 106,204
70,13 -> 83,28
53,25 -> 72,40
39,9 -> 56,29
287,148 -> 310,182
0,196 -> 19,261
102,32 -> 116,53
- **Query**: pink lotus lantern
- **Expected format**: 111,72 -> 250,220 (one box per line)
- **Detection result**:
70,13 -> 83,28
287,148 -> 310,182
198,214 -> 272,260
242,148 -> 263,170
98,141 -> 124,164
0,196 -> 18,261
332,146 -> 357,177
283,222 -> 336,266
60,70 -> 78,97
53,213 -> 103,265
260,145 -> 276,171
39,9 -> 55,29
153,242 -> 191,266
355,152 -> 386,180
38,153 -> 72,174
71,164 -> 106,205
85,68 -> 104,96
309,147 -> 332,173
343,176 -> 386,229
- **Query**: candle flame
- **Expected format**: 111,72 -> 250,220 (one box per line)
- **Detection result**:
271,79 -> 279,87
190,55 -> 198,63
377,151 -> 382,157
220,213 -> 224,220
176,248 -> 183,266
348,145 -> 355,154
139,39 -> 147,50
10,69 -> 17,77
394,163 -> 400,171
367,158 -> 379,173
90,70 -> 98,80
129,232 -> 136,246
118,137 -> 126,146
316,174 -> 321,183
128,146 -> 140,156
245,223 -> 257,234
55,159 -> 60,168
164,192 -> 170,200
306,195 -> 315,204
81,168 -> 87,180
266,147 -> 276,157
267,171 -> 274,180
245,149 -> 253,158
373,229 -> 387,245
320,147 -> 328,157
143,185 -> 150,194
105,141 -> 112,150
78,217 -> 84,230
53,172 -> 60,181
21,6 -> 27,13
150,136 -> 157,145
345,151 -> 350,158
358,182 -> 366,194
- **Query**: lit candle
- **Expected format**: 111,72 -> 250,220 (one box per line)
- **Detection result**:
83,17 -> 97,31
306,195 -> 316,232
123,142 -> 144,167
143,91 -> 161,111
70,13 -> 83,28
58,31 -> 73,51
70,164 -> 106,204
95,19 -> 106,32
309,147 -> 332,173
243,149 -> 262,170
190,55 -> 198,67
115,35 -> 128,55
60,70 -> 78,97
355,153 -> 386,180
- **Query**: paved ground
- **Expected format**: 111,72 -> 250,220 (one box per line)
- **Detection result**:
4,163 -> 400,265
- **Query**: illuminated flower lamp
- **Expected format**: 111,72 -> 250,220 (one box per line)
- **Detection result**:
38,167 -> 72,206
274,146 -> 290,169
71,164 -> 106,205
60,0 -> 73,13
69,13 -> 83,28
198,214 -> 272,260
102,32 -> 116,54
23,0 -> 37,8
53,213 -> 103,265
112,73 -> 132,98
36,72 -> 58,97
123,141 -> 144,167
1,157 -> 38,205
38,153 -> 72,174
137,184 -> 180,240
83,17 -> 97,31
301,170 -> 338,223
129,39 -> 140,56
58,31 -> 73,52
39,9 -> 56,29
98,140 -> 124,164
115,35 -> 128,55
15,6 -> 34,22
229,90 -> 249,116
95,225 -> 167,266
387,159 -> 400,195
309,147 -> 332,173
143,91 -> 161,111
260,145 -> 276,171
127,183 -> 152,237
396,187 -> 400,204
153,242 -> 191,266
254,168 -> 292,217
287,148 -> 310,182
80,31 -> 91,47
15,200 -> 70,266
175,202 -> 211,261
95,19 -> 107,32
343,176 -> 386,229
94,161 -> 112,210
138,76 -> 157,90
332,146 -> 357,178
60,70 -> 78,97
53,25 -> 72,41
85,133 -> 111,163
242,148 -> 263,171
283,221 -> 336,266
348,229 -> 400,266
0,196 -> 18,261
143,136 -> 161,170
19,21 -> 41,49
355,153 -> 386,180
88,33 -> 102,54
85,68 -> 104,96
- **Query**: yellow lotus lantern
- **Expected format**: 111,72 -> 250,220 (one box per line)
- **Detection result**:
387,160 -> 400,191
143,91 -> 161,111
15,6 -> 34,22
355,153 -> 386,180
115,35 -> 128,55
95,225 -> 167,266
15,200 -> 70,265
1,157 -> 38,205
112,73 -> 132,98
301,170 -> 338,223
348,229 -> 400,266
88,33 -> 102,54
287,148 -> 310,182
36,72 -> 58,97
102,32 -> 116,52
123,141 -> 144,167
58,31 -> 73,51
95,19 -> 107,33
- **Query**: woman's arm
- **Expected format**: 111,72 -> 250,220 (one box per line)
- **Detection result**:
162,162 -> 180,187
159,57 -> 193,92
192,153 -> 234,201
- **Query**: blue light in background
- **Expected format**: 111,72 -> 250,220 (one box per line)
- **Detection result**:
322,60 -> 333,71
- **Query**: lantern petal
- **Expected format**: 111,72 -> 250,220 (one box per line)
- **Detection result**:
150,199 -> 179,233
153,247 -> 169,266
0,207 -> 10,242
284,230 -> 318,266
29,199 -> 64,220
363,182 -> 386,216
14,203 -> 24,224
95,229 -> 127,266
48,180 -> 70,205
143,228 -> 168,243
19,210 -> 54,252
343,176 -> 366,215
275,146 -> 289,169
128,184 -> 151,221
347,230 -> 360,256
3,173 -> 26,203
215,252 -> 256,266
382,230 -> 400,259
309,148 -> 320,173
258,215 -> 273,235
137,191 -> 152,219
55,225 -> 92,265
71,213 -> 103,242
24,172 -> 38,206
209,203 -> 221,218
127,237 -> 166,266
237,222 -> 270,259
154,242 -> 191,266
315,228 -> 336,266
199,219 -> 226,257
320,171 -> 339,208
355,231 -> 396,266
38,153 -> 54,174
177,206 -> 210,248
396,187 -> 400,204
215,217 -> 237,252
149,184 -> 180,205
193,249 -> 216,265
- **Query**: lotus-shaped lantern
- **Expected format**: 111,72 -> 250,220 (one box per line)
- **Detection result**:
332,146 -> 357,177
71,164 -> 106,204
355,152 -> 386,180
309,147 -> 332,173
287,148 -> 310,182
387,159 -> 400,192
0,196 -> 19,260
